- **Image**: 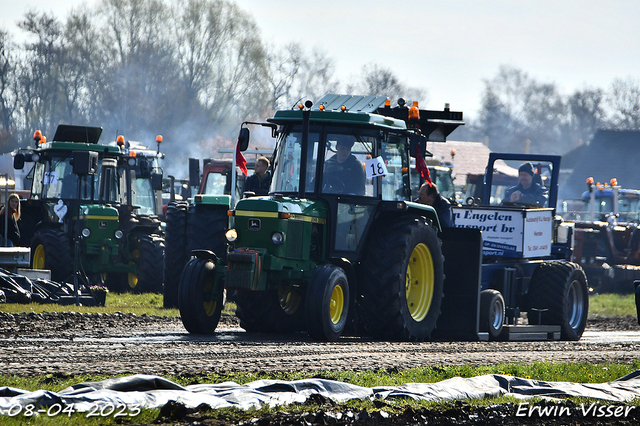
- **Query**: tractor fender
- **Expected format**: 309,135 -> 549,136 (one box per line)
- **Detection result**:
31,220 -> 64,237
405,201 -> 442,231
191,249 -> 219,262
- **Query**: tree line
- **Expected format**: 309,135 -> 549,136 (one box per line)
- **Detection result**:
0,0 -> 639,176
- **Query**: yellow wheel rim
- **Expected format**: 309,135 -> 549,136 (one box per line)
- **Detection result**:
406,243 -> 434,322
128,250 -> 140,289
33,244 -> 45,270
278,285 -> 302,315
202,275 -> 218,317
329,284 -> 345,324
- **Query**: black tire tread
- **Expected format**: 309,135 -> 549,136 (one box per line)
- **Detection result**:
305,264 -> 349,341
179,257 -> 222,334
163,202 -> 189,307
187,204 -> 228,258
528,260 -> 589,341
357,216 -> 445,341
235,289 -> 305,334
135,234 -> 165,293
31,228 -> 72,283
480,289 -> 505,340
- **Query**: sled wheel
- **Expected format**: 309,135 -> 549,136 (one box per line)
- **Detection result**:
480,289 -> 505,340
178,257 -> 223,334
528,261 -> 589,340
305,264 -> 349,341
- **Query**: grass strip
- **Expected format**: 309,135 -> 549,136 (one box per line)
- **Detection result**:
0,293 -> 635,318
2,361 -> 640,424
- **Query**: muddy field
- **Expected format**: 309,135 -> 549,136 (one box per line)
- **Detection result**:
1,312 -> 639,425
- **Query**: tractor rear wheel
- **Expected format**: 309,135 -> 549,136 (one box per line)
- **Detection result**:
235,288 -> 305,333
135,234 -> 165,293
113,234 -> 165,293
305,264 -> 349,341
528,261 -> 589,341
179,257 -> 223,334
479,289 -> 505,340
187,204 -> 228,259
163,202 -> 189,307
358,217 -> 444,341
31,228 -> 72,283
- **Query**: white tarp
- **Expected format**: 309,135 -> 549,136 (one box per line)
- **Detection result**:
2,371 -> 640,415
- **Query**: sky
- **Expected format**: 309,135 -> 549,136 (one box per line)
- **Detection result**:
2,0 -> 640,120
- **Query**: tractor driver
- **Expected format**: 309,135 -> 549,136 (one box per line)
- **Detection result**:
503,162 -> 548,207
323,136 -> 365,195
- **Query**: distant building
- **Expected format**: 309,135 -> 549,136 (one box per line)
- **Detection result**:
427,140 -> 492,188
560,130 -> 640,201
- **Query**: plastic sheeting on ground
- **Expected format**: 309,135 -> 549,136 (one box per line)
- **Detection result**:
2,371 -> 640,415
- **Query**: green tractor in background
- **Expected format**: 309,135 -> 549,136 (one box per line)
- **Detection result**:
178,95 -> 463,340
163,149 -> 272,308
14,125 -> 165,293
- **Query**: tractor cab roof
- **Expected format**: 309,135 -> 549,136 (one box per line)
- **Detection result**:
52,125 -> 103,144
268,94 -> 464,141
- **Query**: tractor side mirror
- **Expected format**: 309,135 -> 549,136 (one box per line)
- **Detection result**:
238,127 -> 250,152
13,154 -> 25,170
72,151 -> 98,175
151,172 -> 163,191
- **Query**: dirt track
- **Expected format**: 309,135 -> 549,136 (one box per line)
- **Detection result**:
0,312 -> 638,378
1,312 -> 640,425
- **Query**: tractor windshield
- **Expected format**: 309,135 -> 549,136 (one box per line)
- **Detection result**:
32,154 -> 100,201
271,126 -> 410,200
133,177 -> 157,215
489,159 -> 553,207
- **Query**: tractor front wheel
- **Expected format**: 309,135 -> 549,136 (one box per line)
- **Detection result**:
179,257 -> 224,334
305,264 -> 350,341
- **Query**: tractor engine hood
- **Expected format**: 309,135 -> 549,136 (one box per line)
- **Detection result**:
234,196 -> 327,222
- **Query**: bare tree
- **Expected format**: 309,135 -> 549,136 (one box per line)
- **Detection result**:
607,77 -> 640,129
17,11 -> 66,141
171,0 -> 269,131
265,42 -> 303,111
566,87 -> 606,147
478,66 -> 569,154
0,31 -> 18,133
346,63 -> 427,107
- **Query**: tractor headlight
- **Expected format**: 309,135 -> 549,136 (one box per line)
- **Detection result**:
114,230 -> 124,239
81,228 -> 91,238
271,231 -> 285,245
31,153 -> 40,162
225,229 -> 238,242
127,158 -> 136,166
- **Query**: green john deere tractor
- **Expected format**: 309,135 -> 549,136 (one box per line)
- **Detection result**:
177,94 -> 463,341
14,125 -> 164,292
